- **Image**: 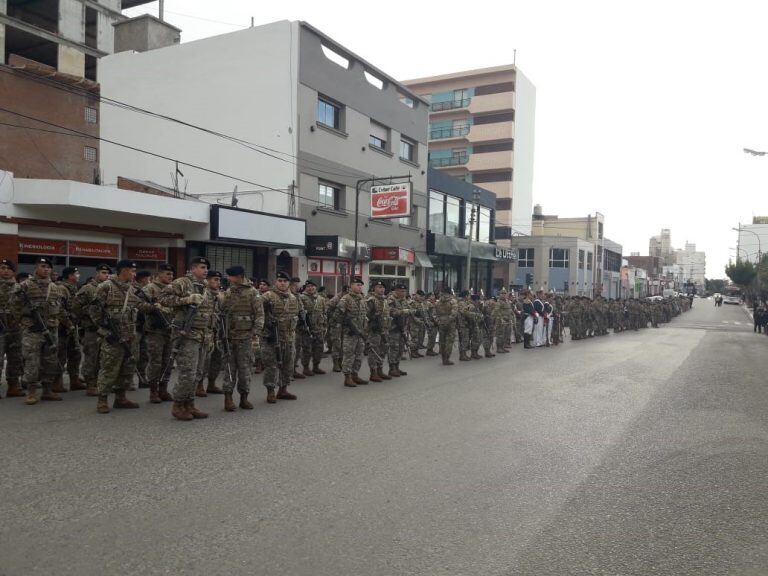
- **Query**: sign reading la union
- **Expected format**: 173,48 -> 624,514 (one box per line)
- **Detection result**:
370,182 -> 411,219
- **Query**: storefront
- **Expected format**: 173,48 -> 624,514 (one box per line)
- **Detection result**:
369,246 -> 416,291
305,235 -> 366,296
17,233 -> 121,280
426,233 -> 512,295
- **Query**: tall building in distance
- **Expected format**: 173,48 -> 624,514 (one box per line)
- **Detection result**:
403,65 -> 536,287
675,242 -> 706,291
649,228 -> 674,265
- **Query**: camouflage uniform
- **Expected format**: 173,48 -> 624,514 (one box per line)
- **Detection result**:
0,277 -> 23,394
457,298 -> 477,360
56,280 -> 82,390
220,281 -> 264,398
387,293 -> 411,375
142,279 -> 174,402
336,291 -> 368,380
71,278 -> 104,394
327,292 -> 343,372
299,291 -> 327,374
409,297 -> 426,357
292,290 -> 306,378
424,298 -> 438,355
195,282 -> 222,395
481,298 -> 496,357
434,293 -> 458,364
495,294 -> 512,352
261,288 -> 299,393
366,292 -> 390,376
12,276 -> 65,402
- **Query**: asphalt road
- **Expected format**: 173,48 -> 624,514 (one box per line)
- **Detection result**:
1,298 -> 766,576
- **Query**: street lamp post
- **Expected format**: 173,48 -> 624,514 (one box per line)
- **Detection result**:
463,190 -> 480,292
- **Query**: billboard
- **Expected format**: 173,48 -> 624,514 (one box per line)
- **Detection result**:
370,182 -> 411,219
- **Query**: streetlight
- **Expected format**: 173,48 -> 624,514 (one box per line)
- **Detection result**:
733,226 -> 762,263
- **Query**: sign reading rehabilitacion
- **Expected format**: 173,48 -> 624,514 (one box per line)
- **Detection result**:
370,182 -> 411,219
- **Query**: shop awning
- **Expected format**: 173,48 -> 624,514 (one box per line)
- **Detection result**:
415,252 -> 433,268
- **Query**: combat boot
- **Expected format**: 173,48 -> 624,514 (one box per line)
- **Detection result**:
351,372 -> 368,385
25,385 -> 40,405
302,365 -> 314,377
266,388 -> 277,404
41,383 -> 63,401
6,379 -> 25,397
149,381 -> 161,404
523,335 -> 533,349
51,375 -> 67,394
113,390 -> 139,409
485,351 -> 496,358
206,378 -> 224,395
343,374 -> 356,387
158,382 -> 173,402
195,382 -> 207,397
239,393 -> 253,410
277,386 -> 297,400
411,350 -> 424,358
69,374 -> 87,391
378,367 -> 392,380
224,392 -> 236,412
292,369 -> 306,380
312,362 -> 326,375
369,370 -> 383,383
426,349 -> 438,357
459,353 -> 470,361
388,365 -> 401,378
332,358 -> 342,372
396,365 -> 407,376
96,395 -> 110,414
172,400 -> 193,421
442,355 -> 455,366
471,351 -> 482,360
187,400 -> 208,419
86,383 -> 99,397
253,360 -> 263,374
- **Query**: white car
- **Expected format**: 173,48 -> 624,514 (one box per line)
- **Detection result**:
723,295 -> 740,305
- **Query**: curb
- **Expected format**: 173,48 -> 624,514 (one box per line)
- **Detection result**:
742,304 -> 754,322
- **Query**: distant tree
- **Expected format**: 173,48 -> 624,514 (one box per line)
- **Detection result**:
725,260 -> 757,288
705,278 -> 727,294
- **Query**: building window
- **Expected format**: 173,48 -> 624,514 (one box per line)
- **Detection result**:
84,146 -> 97,162
549,248 -> 570,268
318,181 -> 341,210
400,137 -> 415,162
598,222 -> 604,239
429,190 -> 446,234
473,140 -> 514,154
496,198 -> 512,211
587,252 -> 593,270
369,121 -> 389,151
478,207 -> 491,244
518,248 -> 534,268
474,81 -> 516,96
84,107 -> 98,124
473,170 -> 513,183
579,249 -> 585,269
317,97 -> 341,130
446,195 -> 461,237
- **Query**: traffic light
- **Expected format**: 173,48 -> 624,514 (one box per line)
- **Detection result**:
525,273 -> 534,287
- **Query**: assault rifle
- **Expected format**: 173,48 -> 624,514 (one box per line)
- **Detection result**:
18,287 -> 57,347
263,300 -> 283,374
133,287 -> 171,330
217,315 -> 234,386
159,287 -> 203,383
95,297 -> 148,388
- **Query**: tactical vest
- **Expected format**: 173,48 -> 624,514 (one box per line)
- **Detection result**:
224,283 -> 261,335
0,278 -> 17,330
99,278 -> 144,341
367,294 -> 391,334
263,288 -> 299,341
339,292 -> 367,334
16,277 -> 62,330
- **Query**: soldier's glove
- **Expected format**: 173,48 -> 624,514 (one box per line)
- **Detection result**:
182,294 -> 204,306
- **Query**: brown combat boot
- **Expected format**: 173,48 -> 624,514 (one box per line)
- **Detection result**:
344,374 -> 356,387
41,383 -> 63,401
277,386 -> 297,400
369,370 -> 383,383
471,352 -> 482,360
239,393 -> 253,410
332,358 -> 342,373
388,365 -> 401,378
426,350 -> 438,356
69,374 -> 87,391
442,355 -> 455,366
195,382 -> 207,397
6,379 -> 25,397
378,367 -> 392,381
396,365 -> 407,376
351,372 -> 368,385
96,395 -> 110,414
158,382 -> 173,402
292,369 -> 306,380
253,360 -> 263,374
113,390 -> 139,409
224,392 -> 236,412
149,381 -> 161,404
485,351 -> 496,358
312,362 -> 326,375
302,365 -> 314,377
266,388 -> 277,404
172,400 -> 193,421
85,382 -> 99,397
411,350 -> 424,358
25,385 -> 40,405
187,400 -> 208,419
206,378 -> 224,394
51,375 -> 67,394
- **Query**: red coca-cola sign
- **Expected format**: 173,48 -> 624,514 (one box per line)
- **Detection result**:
370,182 -> 411,219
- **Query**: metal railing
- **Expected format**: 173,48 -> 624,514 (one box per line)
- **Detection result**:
429,125 -> 471,140
429,153 -> 469,168
430,98 -> 471,112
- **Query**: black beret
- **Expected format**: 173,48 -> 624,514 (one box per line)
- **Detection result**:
189,256 -> 210,267
15,272 -> 29,282
304,279 -> 317,287
61,266 -> 79,278
136,270 -> 152,280
394,283 -> 407,290
317,286 -> 326,293
95,263 -> 112,273
416,290 -> 425,296
225,265 -> 246,276
0,259 -> 16,271
351,277 -> 364,285
276,272 -> 290,281
258,278 -> 270,286
116,260 -> 136,272
35,257 -> 52,267
207,270 -> 222,279
158,263 -> 175,273
290,276 -> 301,283
373,281 -> 385,288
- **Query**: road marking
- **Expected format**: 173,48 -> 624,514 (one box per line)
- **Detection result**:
722,321 -> 729,324
734,321 -> 741,325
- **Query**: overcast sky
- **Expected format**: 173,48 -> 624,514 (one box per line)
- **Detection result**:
126,0 -> 768,278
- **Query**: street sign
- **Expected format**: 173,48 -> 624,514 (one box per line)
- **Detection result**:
370,182 -> 411,219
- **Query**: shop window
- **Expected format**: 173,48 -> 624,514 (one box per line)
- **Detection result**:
397,266 -> 406,276
446,195 -> 460,237
429,190 -> 446,234
369,263 -> 383,275
383,264 -> 397,275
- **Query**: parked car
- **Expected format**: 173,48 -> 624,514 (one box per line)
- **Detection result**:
723,295 -> 740,305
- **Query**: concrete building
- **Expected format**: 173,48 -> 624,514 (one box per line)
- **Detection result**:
674,242 -> 706,291
510,235 -> 599,296
736,220 -> 768,264
649,228 -> 674,265
100,21 -> 430,288
402,65 -> 536,287
621,265 -> 648,299
626,255 -> 663,296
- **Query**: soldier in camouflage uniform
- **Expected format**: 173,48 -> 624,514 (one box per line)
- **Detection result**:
53,266 -> 84,393
366,280 -> 391,381
468,294 -> 484,359
481,296 -> 496,358
195,271 -> 223,397
142,263 -> 175,404
290,277 -> 307,381
253,279 -> 270,373
435,290 -> 458,365
336,277 -> 368,387
71,264 -> 111,396
456,291 -> 475,361
12,257 -> 66,405
132,270 -> 153,390
495,290 -> 512,353
424,293 -> 438,356
220,265 -> 264,412
88,260 -> 156,413
160,256 -> 214,421
327,285 -> 347,373
299,280 -> 327,376
409,290 -> 426,358
0,259 -> 24,398
261,271 -> 300,403
387,283 -> 411,377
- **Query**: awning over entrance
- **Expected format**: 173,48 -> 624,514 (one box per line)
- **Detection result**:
415,251 -> 433,268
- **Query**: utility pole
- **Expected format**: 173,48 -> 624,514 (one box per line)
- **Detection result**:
464,190 -> 480,292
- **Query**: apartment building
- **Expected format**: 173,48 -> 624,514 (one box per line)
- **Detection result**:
674,242 -> 706,291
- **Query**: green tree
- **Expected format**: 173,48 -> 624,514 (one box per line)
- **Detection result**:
705,278 -> 727,294
725,259 -> 757,288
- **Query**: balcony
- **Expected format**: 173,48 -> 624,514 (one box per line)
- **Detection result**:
430,98 -> 471,113
429,153 -> 469,168
469,92 -> 515,115
429,125 -> 470,141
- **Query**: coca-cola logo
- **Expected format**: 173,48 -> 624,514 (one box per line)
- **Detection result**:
375,196 -> 402,210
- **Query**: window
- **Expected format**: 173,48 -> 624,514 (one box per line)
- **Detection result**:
549,248 -> 570,268
474,81 -> 516,95
478,207 -> 491,243
473,170 -> 513,183
400,137 -> 415,162
598,222 -> 604,239
318,181 -> 341,210
454,88 -> 470,101
518,248 -> 534,268
579,249 -> 585,269
84,146 -> 97,162
587,252 -> 593,271
496,198 -> 512,211
473,140 -> 514,154
473,111 -> 515,125
446,195 -> 460,237
84,107 -> 98,124
317,97 -> 341,130
429,190 -> 446,234
369,121 -> 388,151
